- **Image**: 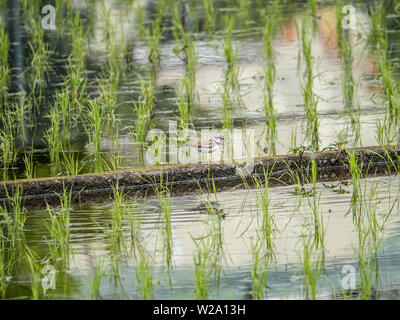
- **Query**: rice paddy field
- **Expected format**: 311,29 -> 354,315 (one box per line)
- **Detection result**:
1,0 -> 400,300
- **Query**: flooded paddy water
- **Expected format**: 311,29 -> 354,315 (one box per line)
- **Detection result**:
1,0 -> 400,300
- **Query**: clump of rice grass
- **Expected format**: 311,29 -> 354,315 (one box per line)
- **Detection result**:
43,103 -> 62,167
131,97 -> 151,146
203,0 -> 215,34
308,0 -> 318,32
221,86 -> 233,130
91,256 -> 107,300
0,20 -> 9,108
60,145 -> 85,176
127,200 -> 144,256
25,11 -> 53,103
297,16 -> 319,151
253,169 -> 276,259
307,155 -> 325,251
66,12 -> 87,110
0,226 -> 8,298
369,1 -> 400,123
335,1 -> 361,146
154,173 -> 173,269
23,149 -> 35,179
300,232 -> 323,300
134,248 -> 155,300
108,182 -> 128,256
370,0 -> 386,50
250,239 -> 269,300
135,3 -> 146,40
177,80 -> 192,129
195,175 -> 227,287
261,8 -> 279,155
0,113 -> 19,180
84,98 -> 104,172
1,185 -> 27,274
192,237 -> 211,299
238,0 -> 250,22
25,247 -> 44,300
147,16 -> 163,68
222,15 -> 240,95
347,151 -> 363,226
46,185 -> 73,271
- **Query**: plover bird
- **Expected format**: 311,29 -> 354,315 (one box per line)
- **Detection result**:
196,201 -> 225,219
184,135 -> 224,153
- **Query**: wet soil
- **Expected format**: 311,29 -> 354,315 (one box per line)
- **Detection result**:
1,145 -> 399,210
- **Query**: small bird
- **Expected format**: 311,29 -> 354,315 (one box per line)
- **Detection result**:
184,135 -> 224,153
196,201 -> 225,219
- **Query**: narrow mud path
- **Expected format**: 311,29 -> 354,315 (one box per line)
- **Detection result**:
1,146 -> 398,210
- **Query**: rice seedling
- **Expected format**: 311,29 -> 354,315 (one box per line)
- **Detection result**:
221,86 -> 233,130
307,155 -> 325,251
103,130 -> 122,173
203,0 -> 215,34
127,200 -> 144,256
177,81 -> 192,129
262,10 -> 279,155
0,226 -> 8,298
222,15 -> 240,95
134,248 -> 155,300
26,14 -> 53,100
184,40 -> 198,108
1,186 -> 28,297
308,0 -> 317,33
135,4 -> 146,40
0,20 -> 9,108
55,90 -> 72,132
195,175 -> 228,288
298,16 -> 319,151
61,148 -> 85,176
69,12 -> 86,72
154,173 -> 173,269
338,24 -> 361,142
192,237 -> 211,299
46,185 -> 73,270
347,151 -> 363,226
205,209 -> 225,287
23,150 -> 35,179
108,182 -> 128,256
250,239 -> 269,300
253,169 -> 276,258
238,0 -> 250,22
138,73 -> 155,111
147,16 -> 163,67
91,256 -> 107,300
25,247 -> 44,300
370,0 -> 386,50
84,98 -> 104,172
300,232 -> 323,300
379,53 -> 400,122
369,1 -> 400,123
131,98 -> 151,146
375,116 -> 399,146
43,103 -> 62,167
0,113 -> 19,180
1,185 -> 26,251
66,12 -> 87,109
